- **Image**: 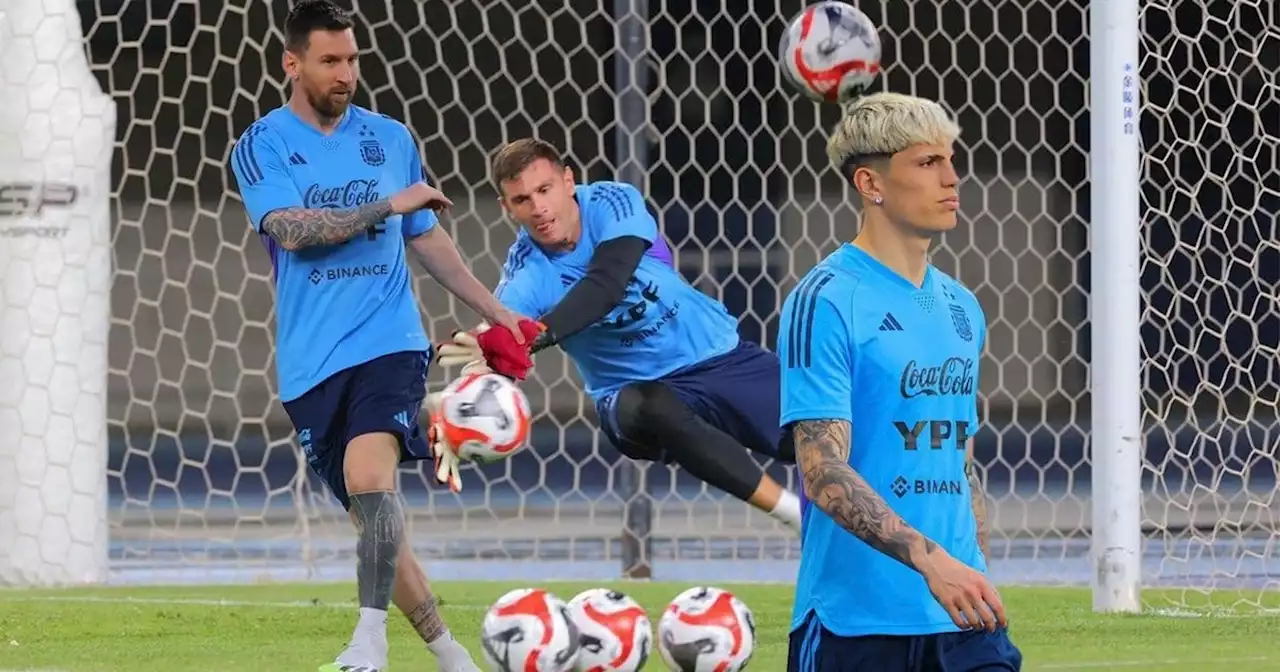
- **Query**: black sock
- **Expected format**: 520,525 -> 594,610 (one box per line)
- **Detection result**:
614,382 -> 765,502
348,490 -> 403,610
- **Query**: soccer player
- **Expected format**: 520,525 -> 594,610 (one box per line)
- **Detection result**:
433,138 -> 803,533
228,3 -> 534,671
779,92 -> 1021,671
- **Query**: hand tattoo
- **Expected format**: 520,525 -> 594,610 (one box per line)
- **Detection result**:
262,200 -> 394,250
966,460 -> 991,558
794,419 -> 940,571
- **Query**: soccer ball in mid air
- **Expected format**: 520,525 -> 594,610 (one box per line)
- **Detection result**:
656,587 -> 756,671
566,588 -> 653,672
779,1 -> 883,104
434,371 -> 532,464
481,588 -> 581,672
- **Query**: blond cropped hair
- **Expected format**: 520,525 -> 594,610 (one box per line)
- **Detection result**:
827,93 -> 961,173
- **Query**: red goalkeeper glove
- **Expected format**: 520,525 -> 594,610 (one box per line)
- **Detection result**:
474,319 -> 545,381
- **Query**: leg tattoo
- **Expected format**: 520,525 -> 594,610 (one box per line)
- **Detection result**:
349,490 -> 404,610
406,595 -> 447,644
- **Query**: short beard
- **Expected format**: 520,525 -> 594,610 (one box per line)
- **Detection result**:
305,88 -> 348,124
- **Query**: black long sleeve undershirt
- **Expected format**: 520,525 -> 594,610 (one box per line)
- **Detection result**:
530,235 -> 650,353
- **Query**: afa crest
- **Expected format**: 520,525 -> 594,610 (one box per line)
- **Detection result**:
949,303 -> 973,342
359,139 -> 385,166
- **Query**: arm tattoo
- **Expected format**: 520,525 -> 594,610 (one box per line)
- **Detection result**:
794,419 -> 940,571
261,200 -> 393,250
967,460 -> 991,558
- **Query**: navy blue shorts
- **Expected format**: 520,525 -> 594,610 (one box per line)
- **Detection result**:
788,613 -> 1023,672
281,350 -> 432,509
596,340 -> 791,462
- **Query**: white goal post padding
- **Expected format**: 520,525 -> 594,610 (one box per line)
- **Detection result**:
1,0 -> 1275,611
0,0 -> 115,585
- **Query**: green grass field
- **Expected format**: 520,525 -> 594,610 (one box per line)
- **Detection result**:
2,582 -> 1278,671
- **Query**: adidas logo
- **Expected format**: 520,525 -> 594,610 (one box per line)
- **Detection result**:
879,313 -> 904,332
393,411 -> 410,428
288,152 -> 307,165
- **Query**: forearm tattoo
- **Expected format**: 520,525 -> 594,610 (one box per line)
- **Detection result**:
406,596 -> 447,644
262,200 -> 393,249
794,419 -> 939,570
967,460 -> 991,558
348,490 -> 404,610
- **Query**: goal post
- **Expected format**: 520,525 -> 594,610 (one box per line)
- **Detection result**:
0,0 -> 115,586
2,0 -> 1275,610
612,0 -> 656,580
1088,0 -> 1143,614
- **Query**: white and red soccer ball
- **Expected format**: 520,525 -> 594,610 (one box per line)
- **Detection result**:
480,586 -> 755,672
435,371 -> 532,464
779,1 -> 883,104
481,588 -> 581,672
657,587 -> 757,672
567,588 -> 653,672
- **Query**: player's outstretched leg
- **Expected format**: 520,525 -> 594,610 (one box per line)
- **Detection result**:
323,433 -> 404,672
612,382 -> 802,533
391,542 -> 481,671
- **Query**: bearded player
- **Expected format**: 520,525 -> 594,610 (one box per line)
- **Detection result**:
431,138 -> 803,534
780,92 -> 1021,671
228,3 -> 539,671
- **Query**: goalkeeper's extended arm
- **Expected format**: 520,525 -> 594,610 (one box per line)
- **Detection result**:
528,235 -> 649,353
434,235 -> 648,372
793,419 -> 947,573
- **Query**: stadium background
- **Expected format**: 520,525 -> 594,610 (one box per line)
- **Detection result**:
65,0 -> 1276,587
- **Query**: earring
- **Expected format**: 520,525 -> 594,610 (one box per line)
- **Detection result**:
874,196 -> 883,205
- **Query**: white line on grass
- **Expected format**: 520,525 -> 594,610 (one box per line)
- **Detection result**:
1,595 -> 488,611
1039,657 -> 1272,670
1147,606 -> 1280,618
3,595 -> 348,610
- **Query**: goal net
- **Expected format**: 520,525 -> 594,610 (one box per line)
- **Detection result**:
1,0 -> 1275,611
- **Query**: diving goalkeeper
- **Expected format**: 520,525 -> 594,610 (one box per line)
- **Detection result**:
780,93 -> 1020,671
431,138 -> 802,534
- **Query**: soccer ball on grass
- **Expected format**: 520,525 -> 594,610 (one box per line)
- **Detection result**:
434,371 -> 532,464
778,1 -> 883,104
656,586 -> 756,671
481,588 -> 581,672
566,588 -> 653,672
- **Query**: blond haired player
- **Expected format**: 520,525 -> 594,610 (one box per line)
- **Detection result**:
780,93 -> 1021,671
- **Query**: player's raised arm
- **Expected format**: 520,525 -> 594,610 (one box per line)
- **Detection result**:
229,124 -> 413,250
261,181 -> 452,251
